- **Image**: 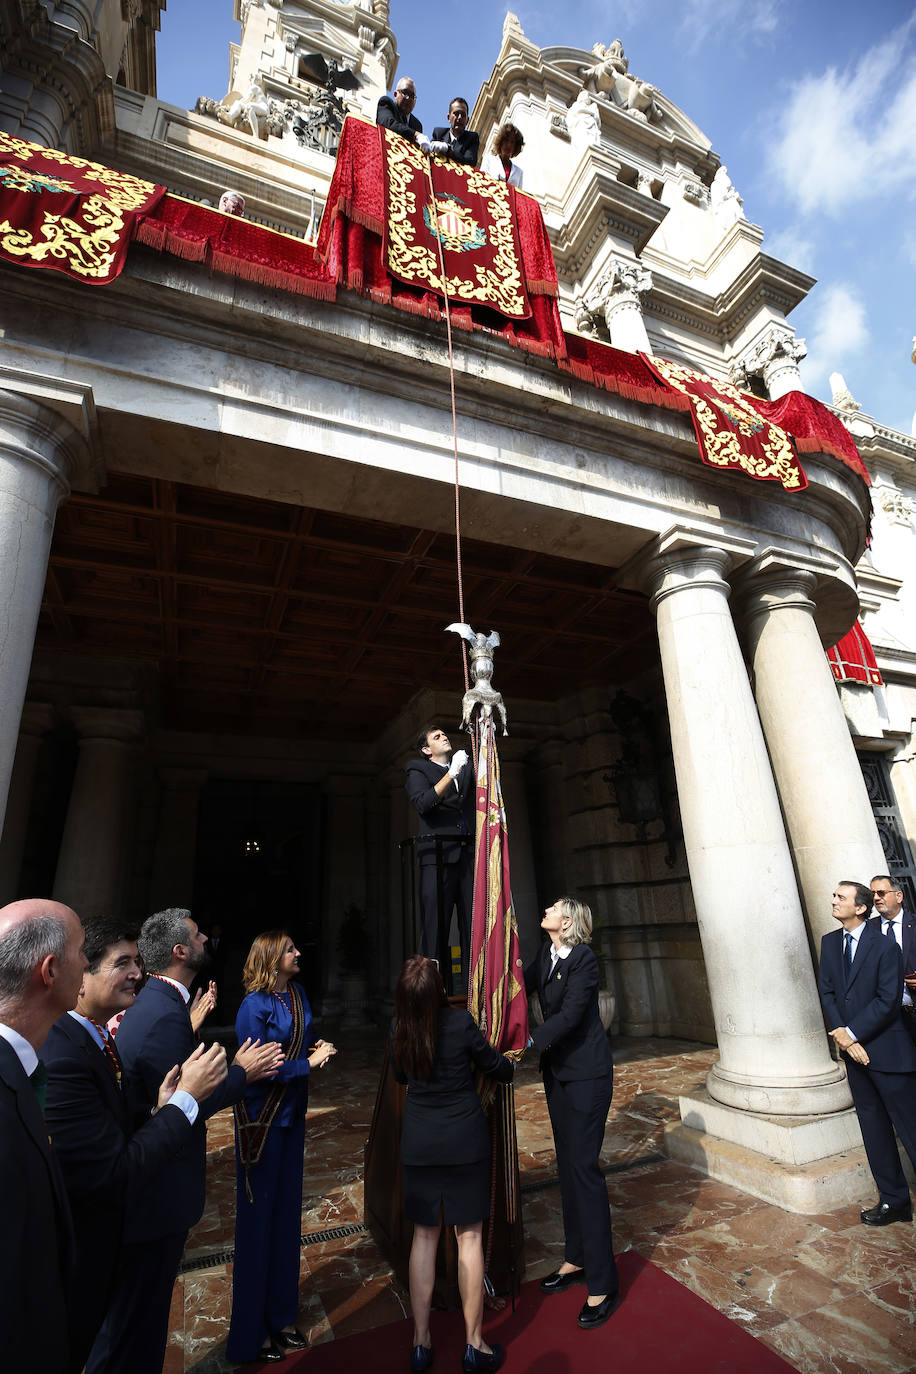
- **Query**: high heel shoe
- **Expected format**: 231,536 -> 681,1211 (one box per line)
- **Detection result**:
410,1344 -> 433,1372
461,1343 -> 504,1372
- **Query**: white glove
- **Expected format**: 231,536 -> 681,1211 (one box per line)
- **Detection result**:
447,749 -> 469,777
429,140 -> 449,155
414,132 -> 431,153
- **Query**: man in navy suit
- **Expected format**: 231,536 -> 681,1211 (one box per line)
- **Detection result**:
430,97 -> 480,166
86,908 -> 283,1374
0,898 -> 85,1373
870,874 -> 916,1048
818,880 -> 916,1225
376,77 -> 429,150
405,724 -> 475,967
43,914 -> 229,1373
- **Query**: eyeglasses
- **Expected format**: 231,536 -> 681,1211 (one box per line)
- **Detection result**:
396,89 -> 416,101
872,888 -> 896,897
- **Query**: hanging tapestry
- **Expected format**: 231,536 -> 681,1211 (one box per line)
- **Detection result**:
0,131 -> 164,284
381,127 -> 530,320
641,353 -> 809,492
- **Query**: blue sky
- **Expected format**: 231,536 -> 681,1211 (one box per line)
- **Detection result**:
156,1 -> 916,435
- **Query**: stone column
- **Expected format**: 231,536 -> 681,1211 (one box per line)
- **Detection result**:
598,257 -> 653,354
734,325 -> 807,400
639,531 -> 848,1114
0,390 -> 93,837
52,708 -> 145,918
321,774 -> 368,1017
148,769 -> 207,913
736,555 -> 886,949
0,703 -> 56,904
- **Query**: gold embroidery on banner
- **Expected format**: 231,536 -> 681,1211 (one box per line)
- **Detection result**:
647,354 -> 805,491
384,132 -> 526,318
0,130 -> 160,280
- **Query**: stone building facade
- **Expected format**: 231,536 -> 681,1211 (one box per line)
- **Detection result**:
1,1 -> 915,1211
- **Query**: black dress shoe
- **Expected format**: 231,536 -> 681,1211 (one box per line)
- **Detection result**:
577,1291 -> 621,1329
248,1339 -> 285,1364
860,1200 -> 913,1226
461,1343 -> 504,1373
410,1344 -> 433,1372
273,1328 -> 307,1351
540,1266 -> 586,1294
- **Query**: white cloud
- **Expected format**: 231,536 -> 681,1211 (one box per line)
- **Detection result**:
763,225 -> 818,275
766,16 -> 916,217
679,0 -> 784,48
799,282 -> 870,389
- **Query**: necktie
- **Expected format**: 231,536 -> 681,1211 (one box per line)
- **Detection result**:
30,1059 -> 47,1110
844,931 -> 853,977
88,1018 -> 122,1087
883,919 -> 897,945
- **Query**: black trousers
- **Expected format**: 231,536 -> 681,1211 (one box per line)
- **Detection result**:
86,1230 -> 187,1374
845,1057 -> 916,1207
418,853 -> 473,969
544,1065 -> 618,1297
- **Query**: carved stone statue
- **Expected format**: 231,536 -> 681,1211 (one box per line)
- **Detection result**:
220,82 -> 270,138
829,372 -> 861,416
710,165 -> 746,226
581,39 -> 659,122
567,89 -> 601,149
445,624 -> 508,734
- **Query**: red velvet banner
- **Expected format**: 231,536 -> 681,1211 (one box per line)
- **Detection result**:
468,713 -> 528,1057
0,130 -> 163,284
316,117 -> 566,357
641,353 -> 808,492
750,390 -> 870,485
381,127 -> 530,319
827,622 -> 883,686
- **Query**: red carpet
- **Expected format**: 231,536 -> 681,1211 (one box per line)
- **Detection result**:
279,1250 -> 795,1372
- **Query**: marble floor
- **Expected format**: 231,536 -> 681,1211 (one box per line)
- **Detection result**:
167,1033 -> 916,1374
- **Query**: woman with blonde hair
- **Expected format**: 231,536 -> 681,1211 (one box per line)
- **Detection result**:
481,121 -> 525,188
226,930 -> 336,1365
525,898 -> 619,1330
392,956 -> 514,1373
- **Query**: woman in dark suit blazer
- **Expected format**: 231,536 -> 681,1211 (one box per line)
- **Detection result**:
392,956 -> 514,1374
525,897 -> 619,1329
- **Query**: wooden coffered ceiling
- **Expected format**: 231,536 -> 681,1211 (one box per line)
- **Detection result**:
37,473 -> 657,740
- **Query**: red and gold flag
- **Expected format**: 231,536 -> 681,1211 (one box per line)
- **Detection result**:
467,712 -> 528,1056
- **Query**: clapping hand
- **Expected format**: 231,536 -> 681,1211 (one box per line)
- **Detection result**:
189,980 -> 217,1034
234,1036 -> 285,1082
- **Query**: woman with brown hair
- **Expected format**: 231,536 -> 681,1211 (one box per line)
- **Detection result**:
480,122 -> 525,188
226,931 -> 336,1365
392,956 -> 514,1374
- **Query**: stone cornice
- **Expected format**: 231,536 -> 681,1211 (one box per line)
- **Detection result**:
545,158 -> 669,272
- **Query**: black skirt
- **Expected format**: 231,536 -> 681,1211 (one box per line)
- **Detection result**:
402,1158 -> 490,1226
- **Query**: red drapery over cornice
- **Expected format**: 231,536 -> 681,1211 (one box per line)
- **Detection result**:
827,622 -> 883,686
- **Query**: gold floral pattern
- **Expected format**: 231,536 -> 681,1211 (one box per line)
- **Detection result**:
0,130 -> 162,282
383,130 -> 528,319
646,354 -> 807,491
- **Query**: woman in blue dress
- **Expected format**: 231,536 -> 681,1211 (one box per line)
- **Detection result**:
226,930 -> 336,1365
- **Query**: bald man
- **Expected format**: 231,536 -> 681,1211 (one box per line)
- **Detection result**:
0,898 -> 86,1373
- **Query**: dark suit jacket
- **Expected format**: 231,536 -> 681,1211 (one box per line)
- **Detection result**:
43,1013 -> 193,1367
818,922 -> 916,1073
525,943 -> 612,1081
868,910 -> 916,978
0,1036 -> 72,1373
431,127 -> 479,166
114,977 -> 247,1242
405,755 -> 475,866
392,1007 -> 513,1165
376,95 -> 422,142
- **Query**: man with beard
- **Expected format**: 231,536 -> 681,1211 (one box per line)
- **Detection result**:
43,914 -> 229,1372
86,909 -> 283,1374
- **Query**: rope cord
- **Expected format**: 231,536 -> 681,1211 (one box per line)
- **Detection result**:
422,152 -> 470,695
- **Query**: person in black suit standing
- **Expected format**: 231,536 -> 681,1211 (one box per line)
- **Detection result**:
525,897 -> 619,1329
818,880 -> 916,1226
86,908 -> 283,1374
430,97 -> 480,166
870,874 -> 916,1047
0,897 -> 86,1374
43,914 -> 229,1373
377,77 -> 430,151
405,724 -> 475,967
392,956 -> 513,1374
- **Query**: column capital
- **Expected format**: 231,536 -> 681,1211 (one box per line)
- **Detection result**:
70,707 -> 146,744
731,547 -> 860,642
625,527 -> 757,609
0,384 -> 100,497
